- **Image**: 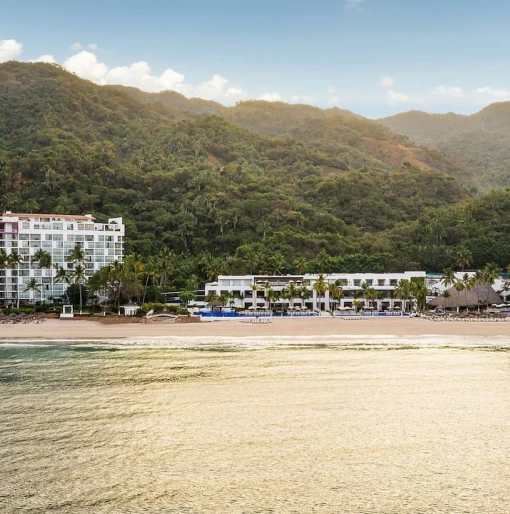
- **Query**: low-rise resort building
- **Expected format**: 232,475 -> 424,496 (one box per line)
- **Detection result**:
204,272 -> 508,313
0,212 -> 124,306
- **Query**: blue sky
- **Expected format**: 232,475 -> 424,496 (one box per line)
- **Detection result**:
1,0 -> 510,117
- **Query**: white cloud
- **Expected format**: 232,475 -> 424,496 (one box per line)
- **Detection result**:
327,86 -> 336,94
433,85 -> 465,97
88,43 -> 98,50
379,75 -> 394,87
386,89 -> 413,103
289,95 -> 312,104
0,39 -> 23,63
475,86 -> 510,102
328,95 -> 340,105
194,74 -> 244,101
64,51 -> 108,81
346,0 -> 364,9
32,54 -> 56,64
61,50 -> 246,102
69,42 -> 83,52
259,92 -> 282,102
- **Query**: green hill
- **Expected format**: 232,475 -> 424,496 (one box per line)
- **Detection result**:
379,104 -> 510,191
5,61 -> 508,283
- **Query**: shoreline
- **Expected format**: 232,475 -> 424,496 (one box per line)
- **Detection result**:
1,317 -> 509,345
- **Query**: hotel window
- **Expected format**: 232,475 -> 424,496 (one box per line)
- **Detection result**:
354,280 -> 361,286
85,235 -> 94,241
378,280 -> 385,286
52,223 -> 63,230
390,280 -> 398,286
53,234 -> 63,241
22,222 -> 30,229
67,224 -> 74,230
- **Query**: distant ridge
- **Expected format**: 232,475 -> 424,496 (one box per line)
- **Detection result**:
379,103 -> 510,190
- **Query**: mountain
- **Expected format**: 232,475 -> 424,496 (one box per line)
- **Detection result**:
6,61 -> 510,282
111,86 -> 226,117
379,103 -> 510,191
116,88 -> 464,177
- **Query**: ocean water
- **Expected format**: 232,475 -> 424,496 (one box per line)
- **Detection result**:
1,340 -> 510,513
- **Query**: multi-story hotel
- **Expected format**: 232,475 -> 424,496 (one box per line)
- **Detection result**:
204,272 -> 507,312
0,212 -> 124,305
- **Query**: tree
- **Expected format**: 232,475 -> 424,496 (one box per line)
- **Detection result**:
456,246 -> 472,271
394,279 -> 412,313
293,256 -> 307,274
179,290 -> 196,308
481,263 -> 501,309
328,282 -> 343,311
454,280 -> 464,313
54,265 -> 71,304
312,273 -> 328,311
71,264 -> 87,314
7,250 -> 24,308
142,256 -> 160,305
23,277 -> 41,308
442,290 -> 451,311
462,273 -> 475,311
440,267 -> 457,290
32,249 -> 52,302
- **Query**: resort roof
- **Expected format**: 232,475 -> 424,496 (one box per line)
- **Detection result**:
428,282 -> 502,308
2,213 -> 96,221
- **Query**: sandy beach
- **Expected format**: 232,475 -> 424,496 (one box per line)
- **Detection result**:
1,316 -> 509,341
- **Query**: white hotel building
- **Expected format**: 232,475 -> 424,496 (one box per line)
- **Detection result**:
0,212 -> 124,305
205,272 -> 430,312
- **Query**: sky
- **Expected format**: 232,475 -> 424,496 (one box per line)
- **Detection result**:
2,0 -> 510,118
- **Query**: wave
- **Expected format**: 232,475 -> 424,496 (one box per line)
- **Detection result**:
2,334 -> 510,351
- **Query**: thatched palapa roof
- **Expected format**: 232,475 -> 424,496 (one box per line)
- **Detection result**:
428,281 -> 502,308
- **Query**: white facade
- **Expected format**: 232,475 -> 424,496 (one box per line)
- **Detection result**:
0,212 -> 124,305
205,272 -> 509,312
205,272 -> 427,312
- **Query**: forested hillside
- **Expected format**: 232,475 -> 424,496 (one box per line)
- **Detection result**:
2,61 -> 509,286
379,104 -> 510,191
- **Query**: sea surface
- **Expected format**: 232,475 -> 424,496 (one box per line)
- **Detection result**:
1,339 -> 510,513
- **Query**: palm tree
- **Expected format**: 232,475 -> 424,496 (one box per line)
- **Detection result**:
270,253 -> 286,275
473,269 -> 484,311
157,247 -> 176,288
262,281 -> 273,310
293,256 -> 307,275
249,283 -> 259,307
142,256 -> 160,305
32,249 -> 52,303
316,249 -> 330,273
442,290 -> 451,311
66,244 -> 85,267
312,273 -> 328,311
297,285 -> 310,311
328,283 -> 343,312
410,279 -> 428,312
482,263 -> 501,310
23,278 -> 41,309
462,273 -> 475,311
0,249 -> 8,268
441,267 -> 457,291
72,264 -> 87,315
394,279 -> 412,313
7,250 -> 24,308
454,280 -> 464,313
54,265 -> 71,304
456,246 -> 472,271
287,281 -> 299,311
